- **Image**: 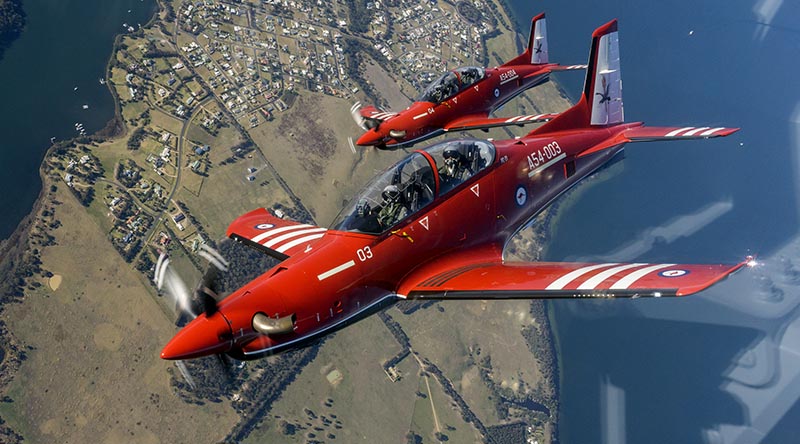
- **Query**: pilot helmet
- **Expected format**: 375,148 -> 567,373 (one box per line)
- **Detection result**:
443,148 -> 462,175
382,184 -> 400,201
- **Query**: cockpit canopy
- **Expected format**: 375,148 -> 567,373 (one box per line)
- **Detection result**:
416,66 -> 486,104
331,139 -> 495,234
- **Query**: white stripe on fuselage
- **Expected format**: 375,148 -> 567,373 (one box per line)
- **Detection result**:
317,260 -> 356,281
528,153 -> 566,177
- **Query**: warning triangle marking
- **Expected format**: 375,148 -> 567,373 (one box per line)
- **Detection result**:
471,184 -> 480,197
419,216 -> 429,230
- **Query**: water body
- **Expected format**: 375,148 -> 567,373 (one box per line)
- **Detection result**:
506,0 -> 800,442
0,0 -> 155,240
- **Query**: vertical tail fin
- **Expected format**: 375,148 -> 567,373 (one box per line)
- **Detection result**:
587,20 -> 623,125
529,13 -> 548,64
530,19 -> 624,135
503,13 -> 548,66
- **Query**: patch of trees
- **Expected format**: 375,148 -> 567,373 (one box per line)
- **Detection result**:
69,185 -> 95,207
377,311 -> 411,350
127,127 -> 147,150
0,0 -> 25,59
116,159 -> 142,188
456,1 -> 482,25
212,238 -> 279,295
486,422 -> 527,444
344,0 -> 370,34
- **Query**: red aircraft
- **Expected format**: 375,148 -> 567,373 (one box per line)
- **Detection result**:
161,19 -> 748,361
352,13 -> 585,149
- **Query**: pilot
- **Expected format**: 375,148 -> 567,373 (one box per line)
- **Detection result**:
377,184 -> 409,227
352,198 -> 381,233
439,146 -> 474,191
460,68 -> 478,86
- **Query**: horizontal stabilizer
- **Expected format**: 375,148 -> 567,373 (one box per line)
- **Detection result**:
578,124 -> 741,157
399,256 -> 749,299
443,113 -> 559,132
543,64 -> 587,73
227,208 -> 327,261
624,126 -> 740,141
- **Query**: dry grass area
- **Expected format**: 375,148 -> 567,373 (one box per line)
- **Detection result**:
0,185 -> 238,443
242,316 -> 421,443
393,301 -> 547,424
248,91 -> 410,225
363,60 -> 414,110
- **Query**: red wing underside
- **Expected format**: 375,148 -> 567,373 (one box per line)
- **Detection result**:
402,260 -> 747,299
444,113 -> 559,132
226,208 -> 327,260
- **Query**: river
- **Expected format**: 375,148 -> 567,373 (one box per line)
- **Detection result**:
507,0 -> 800,442
0,0 -> 155,240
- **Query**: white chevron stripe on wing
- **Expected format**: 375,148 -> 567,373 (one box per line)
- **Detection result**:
275,233 -> 327,253
577,263 -> 646,290
264,227 -> 328,248
251,224 -> 313,243
545,263 -> 619,290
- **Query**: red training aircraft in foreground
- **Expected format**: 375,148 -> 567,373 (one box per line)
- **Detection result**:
351,13 -> 585,149
161,19 -> 749,361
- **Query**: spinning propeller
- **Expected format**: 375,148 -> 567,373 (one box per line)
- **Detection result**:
154,244 -> 239,388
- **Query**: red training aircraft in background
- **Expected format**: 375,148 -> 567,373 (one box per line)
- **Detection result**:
160,19 -> 749,361
351,13 -> 585,149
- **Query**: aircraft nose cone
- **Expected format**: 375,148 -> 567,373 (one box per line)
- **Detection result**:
356,129 -> 382,146
161,312 -> 232,360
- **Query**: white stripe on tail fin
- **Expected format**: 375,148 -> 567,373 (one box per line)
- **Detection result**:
589,24 -> 623,125
531,14 -> 548,64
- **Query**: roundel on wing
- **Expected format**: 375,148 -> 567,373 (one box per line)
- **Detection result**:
255,223 -> 275,230
515,185 -> 527,206
659,269 -> 689,278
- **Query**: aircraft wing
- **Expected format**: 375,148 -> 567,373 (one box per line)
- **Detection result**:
443,113 -> 559,133
226,208 -> 327,261
398,257 -> 749,299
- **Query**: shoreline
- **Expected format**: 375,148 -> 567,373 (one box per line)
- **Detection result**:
0,3 -> 161,441
0,1 -> 566,442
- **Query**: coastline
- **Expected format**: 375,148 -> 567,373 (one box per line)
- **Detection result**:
0,3 -> 160,442
0,1 -> 566,442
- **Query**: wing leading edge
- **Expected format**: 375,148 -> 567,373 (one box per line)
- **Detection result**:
399,258 -> 749,300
